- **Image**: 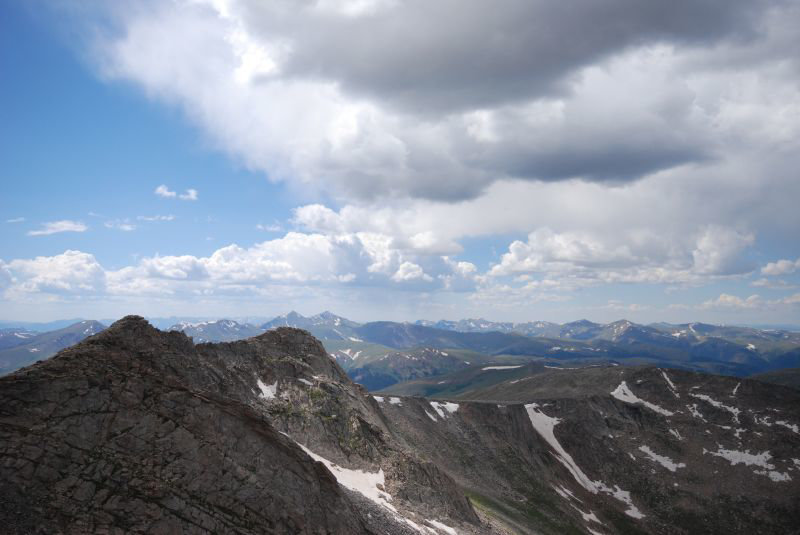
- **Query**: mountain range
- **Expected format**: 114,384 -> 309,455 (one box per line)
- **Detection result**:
3,312 -> 800,393
0,320 -> 105,375
1,317 -> 797,533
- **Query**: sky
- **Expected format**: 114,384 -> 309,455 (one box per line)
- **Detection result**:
1,0 -> 799,325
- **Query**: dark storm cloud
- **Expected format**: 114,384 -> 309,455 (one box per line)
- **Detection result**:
92,0 -> 798,201
241,0 -> 769,114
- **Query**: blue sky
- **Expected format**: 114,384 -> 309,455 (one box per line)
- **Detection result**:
1,0 -> 799,325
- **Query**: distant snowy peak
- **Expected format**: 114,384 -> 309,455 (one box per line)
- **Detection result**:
261,311 -> 362,340
168,319 -> 264,343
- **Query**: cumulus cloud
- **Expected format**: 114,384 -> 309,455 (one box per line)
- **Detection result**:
487,225 -> 755,286
391,262 -> 432,283
5,251 -> 105,294
27,220 -> 88,236
155,185 -> 198,200
154,184 -> 176,198
179,188 -> 198,201
78,0 -> 799,202
15,0 -> 798,322
3,229 -> 476,300
762,258 -> 800,276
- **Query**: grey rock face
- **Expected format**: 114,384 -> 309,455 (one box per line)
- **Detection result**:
0,316 -> 483,534
0,317 -> 367,534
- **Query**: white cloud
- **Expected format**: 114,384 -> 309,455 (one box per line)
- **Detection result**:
154,184 -> 177,198
82,0 -> 800,206
691,226 -> 755,276
137,214 -> 176,222
391,261 -> 432,282
486,225 -> 755,287
156,184 -> 198,201
751,278 -> 796,289
27,220 -> 88,236
5,250 -> 105,294
12,0 -> 798,322
701,293 -> 762,310
104,219 -> 136,231
179,188 -> 198,201
256,223 -> 282,232
6,217 -> 25,223
762,258 -> 800,276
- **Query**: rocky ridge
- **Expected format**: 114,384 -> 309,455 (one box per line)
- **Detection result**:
0,316 -> 482,534
1,316 -> 798,534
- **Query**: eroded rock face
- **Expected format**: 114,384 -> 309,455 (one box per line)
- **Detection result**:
0,316 -> 481,534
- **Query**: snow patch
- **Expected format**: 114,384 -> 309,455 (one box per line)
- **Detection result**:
373,396 -> 385,403
732,382 -> 741,396
661,371 -> 679,398
611,382 -> 673,416
348,336 -> 364,342
689,393 -> 740,424
554,485 -> 581,502
424,410 -> 438,422
687,404 -> 706,422
256,379 -> 277,400
389,397 -> 403,405
704,446 -> 774,469
525,403 -> 644,519
571,505 -> 603,525
298,378 -> 313,386
430,401 -> 459,418
638,445 -> 686,472
669,429 -> 684,441
296,443 -> 396,511
755,470 -> 792,482
427,520 -> 457,535
481,365 -> 522,371
775,420 -> 799,434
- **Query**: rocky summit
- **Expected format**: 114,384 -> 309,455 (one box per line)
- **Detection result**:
1,316 -> 799,534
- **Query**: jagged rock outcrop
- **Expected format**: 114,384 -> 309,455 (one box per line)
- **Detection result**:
0,316 -> 483,534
